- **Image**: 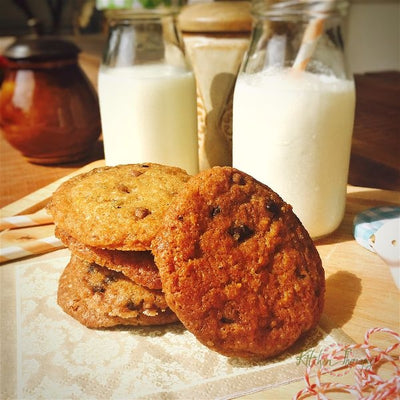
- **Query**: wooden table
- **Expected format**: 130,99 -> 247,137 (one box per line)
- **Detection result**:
348,71 -> 400,191
0,60 -> 399,207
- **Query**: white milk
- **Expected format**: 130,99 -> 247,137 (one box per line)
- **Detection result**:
233,69 -> 355,238
98,64 -> 199,175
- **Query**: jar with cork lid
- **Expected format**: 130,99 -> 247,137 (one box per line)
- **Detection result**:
178,1 -> 252,170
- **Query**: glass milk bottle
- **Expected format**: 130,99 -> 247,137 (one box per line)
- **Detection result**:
233,0 -> 356,238
97,1 -> 199,175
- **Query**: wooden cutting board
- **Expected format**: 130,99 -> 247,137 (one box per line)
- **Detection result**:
0,160 -> 105,218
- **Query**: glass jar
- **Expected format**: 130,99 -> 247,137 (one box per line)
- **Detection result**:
178,1 -> 252,170
232,0 -> 356,238
0,37 -> 101,165
97,3 -> 199,175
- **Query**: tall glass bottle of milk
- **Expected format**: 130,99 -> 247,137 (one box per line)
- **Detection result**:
97,2 -> 199,175
233,0 -> 355,238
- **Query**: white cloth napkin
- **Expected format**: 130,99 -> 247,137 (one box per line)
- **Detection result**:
1,249 -> 352,400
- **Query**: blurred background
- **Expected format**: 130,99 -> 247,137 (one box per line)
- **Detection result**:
0,0 -> 399,74
0,0 -> 103,37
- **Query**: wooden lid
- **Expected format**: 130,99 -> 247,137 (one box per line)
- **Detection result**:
178,1 -> 252,33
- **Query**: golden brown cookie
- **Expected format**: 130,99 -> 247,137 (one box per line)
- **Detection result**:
152,166 -> 325,359
47,163 -> 191,251
56,227 -> 161,290
57,254 -> 178,328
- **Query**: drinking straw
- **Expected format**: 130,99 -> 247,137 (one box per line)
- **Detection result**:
292,0 -> 336,71
0,209 -> 53,231
0,212 -> 62,263
0,234 -> 63,263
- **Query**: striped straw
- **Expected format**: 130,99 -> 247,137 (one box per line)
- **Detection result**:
0,224 -> 64,264
0,235 -> 63,263
0,208 -> 53,231
292,0 -> 337,71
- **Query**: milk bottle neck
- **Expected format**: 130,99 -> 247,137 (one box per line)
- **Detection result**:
102,11 -> 187,69
242,0 -> 352,79
251,0 -> 349,19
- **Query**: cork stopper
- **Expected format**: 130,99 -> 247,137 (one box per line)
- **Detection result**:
178,1 -> 252,33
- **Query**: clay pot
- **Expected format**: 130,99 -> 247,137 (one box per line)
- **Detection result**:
0,37 -> 101,164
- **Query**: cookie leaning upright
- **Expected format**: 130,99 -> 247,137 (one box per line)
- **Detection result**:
152,166 -> 325,359
47,163 -> 191,251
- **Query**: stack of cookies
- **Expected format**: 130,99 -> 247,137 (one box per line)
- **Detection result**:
48,163 -> 325,360
47,163 -> 191,328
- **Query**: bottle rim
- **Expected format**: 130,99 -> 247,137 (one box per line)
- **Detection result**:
252,0 -> 350,19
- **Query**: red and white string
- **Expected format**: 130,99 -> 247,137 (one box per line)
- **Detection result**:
294,327 -> 400,399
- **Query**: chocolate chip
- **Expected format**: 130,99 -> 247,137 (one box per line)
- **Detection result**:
295,266 -> 306,279
117,184 -> 130,193
231,172 -> 246,185
135,207 -> 151,219
140,164 -> 149,168
87,263 -> 97,273
221,301 -> 239,324
131,170 -> 143,177
228,224 -> 254,243
265,199 -> 280,216
113,200 -> 124,209
220,317 -> 234,324
210,205 -> 221,218
91,285 -> 105,294
126,301 -> 139,311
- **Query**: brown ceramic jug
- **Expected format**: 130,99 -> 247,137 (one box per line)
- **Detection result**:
0,37 -> 101,164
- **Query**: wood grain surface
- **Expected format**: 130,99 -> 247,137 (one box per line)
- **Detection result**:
348,71 -> 400,191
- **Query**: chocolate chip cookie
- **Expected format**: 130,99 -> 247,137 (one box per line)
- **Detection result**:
152,166 -> 325,359
57,254 -> 178,328
47,163 -> 191,251
56,227 -> 161,290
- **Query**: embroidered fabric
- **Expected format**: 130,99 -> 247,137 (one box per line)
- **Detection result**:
1,249 -> 351,399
